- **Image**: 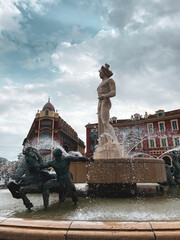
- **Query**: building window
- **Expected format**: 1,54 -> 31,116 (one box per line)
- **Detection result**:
156,111 -> 165,117
174,137 -> 180,147
114,128 -> 119,136
40,130 -> 51,138
162,156 -> 171,166
147,123 -> 153,133
58,133 -> 63,142
137,142 -> 142,148
121,127 -> 130,141
171,120 -> 178,131
45,110 -> 49,116
133,126 -> 142,137
41,120 -> 52,127
149,139 -> 155,148
111,117 -> 117,124
121,127 -> 130,134
158,122 -> 165,132
90,129 -> 98,140
90,144 -> 95,153
161,138 -> 167,147
39,130 -> 51,150
157,112 -> 164,117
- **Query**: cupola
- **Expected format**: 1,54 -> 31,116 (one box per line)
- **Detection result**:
42,97 -> 55,112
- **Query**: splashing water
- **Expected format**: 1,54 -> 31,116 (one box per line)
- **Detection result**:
159,146 -> 180,158
67,151 -> 82,157
11,137 -> 83,181
129,152 -> 154,159
117,129 -> 180,158
98,132 -> 128,157
98,131 -> 163,158
24,136 -> 82,158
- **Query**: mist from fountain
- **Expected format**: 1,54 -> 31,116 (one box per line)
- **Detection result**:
112,127 -> 180,159
25,136 -> 82,158
129,152 -> 154,159
11,136 -> 83,181
159,146 -> 180,158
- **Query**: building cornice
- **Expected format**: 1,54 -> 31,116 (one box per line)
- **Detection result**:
86,113 -> 180,128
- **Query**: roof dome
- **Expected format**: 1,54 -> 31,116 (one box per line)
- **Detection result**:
42,98 -> 55,111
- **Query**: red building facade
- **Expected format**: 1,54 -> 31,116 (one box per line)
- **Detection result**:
86,109 -> 180,165
23,99 -> 85,161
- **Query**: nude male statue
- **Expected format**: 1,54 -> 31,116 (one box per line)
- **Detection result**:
41,148 -> 93,208
97,63 -> 117,143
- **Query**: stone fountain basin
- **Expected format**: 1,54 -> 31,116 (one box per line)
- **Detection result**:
1,217 -> 180,240
87,158 -> 166,184
0,158 -> 168,239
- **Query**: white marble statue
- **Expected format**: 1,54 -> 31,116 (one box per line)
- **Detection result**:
94,64 -> 124,159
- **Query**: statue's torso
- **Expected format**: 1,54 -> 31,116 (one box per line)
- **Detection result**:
97,78 -> 111,97
52,157 -> 70,182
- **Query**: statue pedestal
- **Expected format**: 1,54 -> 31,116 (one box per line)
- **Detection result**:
89,134 -> 166,195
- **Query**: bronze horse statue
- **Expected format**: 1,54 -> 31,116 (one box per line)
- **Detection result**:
7,147 -> 54,210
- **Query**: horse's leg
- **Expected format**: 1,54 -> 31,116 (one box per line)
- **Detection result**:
7,181 -> 21,199
19,184 -> 39,210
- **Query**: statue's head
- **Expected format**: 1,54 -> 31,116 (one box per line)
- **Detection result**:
23,147 -> 32,155
53,148 -> 62,159
23,147 -> 37,155
99,63 -> 113,79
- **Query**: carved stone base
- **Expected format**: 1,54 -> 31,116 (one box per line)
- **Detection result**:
93,135 -> 124,159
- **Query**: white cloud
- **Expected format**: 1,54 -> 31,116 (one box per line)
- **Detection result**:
0,0 -> 57,50
50,1 -> 180,122
4,77 -> 13,85
0,1 -> 22,33
51,29 -> 117,83
17,0 -> 56,15
61,42 -> 72,48
1,0 -> 180,160
0,81 -> 50,159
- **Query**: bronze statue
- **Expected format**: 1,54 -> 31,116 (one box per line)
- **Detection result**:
41,148 -> 93,208
171,151 -> 180,185
160,151 -> 180,186
7,147 -> 53,210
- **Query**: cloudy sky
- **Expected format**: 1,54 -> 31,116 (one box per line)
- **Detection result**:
0,0 -> 180,160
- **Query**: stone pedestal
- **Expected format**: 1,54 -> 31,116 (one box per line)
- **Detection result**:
93,135 -> 126,159
87,158 -> 167,184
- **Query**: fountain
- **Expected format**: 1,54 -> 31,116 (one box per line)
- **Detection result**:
87,64 -> 166,195
2,64 -> 180,240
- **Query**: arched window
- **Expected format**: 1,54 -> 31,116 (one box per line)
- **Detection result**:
45,110 -> 49,116
40,130 -> 51,138
39,130 -> 51,150
162,156 -> 171,166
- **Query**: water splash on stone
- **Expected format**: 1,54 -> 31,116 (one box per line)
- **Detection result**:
159,146 -> 180,158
